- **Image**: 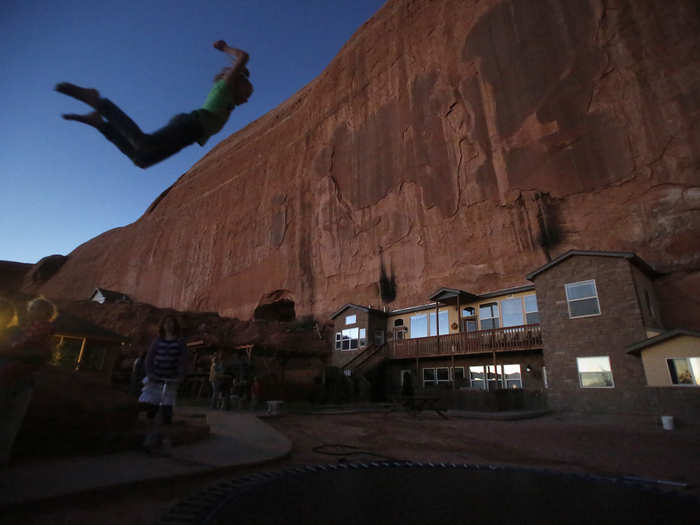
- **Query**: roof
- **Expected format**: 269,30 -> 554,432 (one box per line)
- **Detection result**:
479,284 -> 535,299
330,303 -> 388,320
526,250 -> 659,281
428,288 -> 479,302
54,312 -> 128,342
626,329 -> 700,355
91,288 -> 132,302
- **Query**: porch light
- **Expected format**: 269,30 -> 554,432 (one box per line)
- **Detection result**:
525,364 -> 532,373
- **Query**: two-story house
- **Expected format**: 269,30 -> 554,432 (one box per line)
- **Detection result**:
330,250 -> 700,421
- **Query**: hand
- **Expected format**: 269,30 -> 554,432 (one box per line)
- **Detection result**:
213,40 -> 227,51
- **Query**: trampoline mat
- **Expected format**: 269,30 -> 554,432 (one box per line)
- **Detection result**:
158,463 -> 696,524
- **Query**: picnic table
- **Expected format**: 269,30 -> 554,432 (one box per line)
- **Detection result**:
386,394 -> 448,419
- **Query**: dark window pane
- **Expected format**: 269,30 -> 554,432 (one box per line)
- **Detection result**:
423,369 -> 436,381
454,368 -> 465,380
566,282 -> 597,300
526,312 -> 540,324
570,298 -> 600,317
437,368 -> 449,381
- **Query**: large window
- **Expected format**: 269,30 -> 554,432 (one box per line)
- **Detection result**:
667,358 -> 700,386
429,310 -> 450,336
468,364 -> 522,390
501,298 -> 524,327
336,327 -> 359,351
410,314 -> 428,338
462,307 -> 478,332
566,281 -> 601,318
524,294 -> 539,324
423,367 -> 450,387
480,303 -> 499,329
577,356 -> 614,388
469,366 -> 487,390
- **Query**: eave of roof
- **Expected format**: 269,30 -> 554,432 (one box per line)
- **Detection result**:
428,287 -> 479,302
526,250 -> 659,281
330,303 -> 387,320
626,329 -> 700,355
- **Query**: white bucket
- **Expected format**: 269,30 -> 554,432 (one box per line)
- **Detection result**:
661,415 -> 674,431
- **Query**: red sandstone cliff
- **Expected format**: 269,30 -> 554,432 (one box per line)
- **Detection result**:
31,0 -> 700,328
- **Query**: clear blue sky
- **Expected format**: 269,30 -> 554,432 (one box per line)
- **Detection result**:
1,0 -> 386,264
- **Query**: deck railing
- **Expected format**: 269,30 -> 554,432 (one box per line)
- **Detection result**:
390,324 -> 542,359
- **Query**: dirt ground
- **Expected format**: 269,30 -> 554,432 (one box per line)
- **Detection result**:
3,411 -> 699,524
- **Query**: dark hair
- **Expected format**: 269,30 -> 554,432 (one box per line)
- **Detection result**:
158,315 -> 181,338
27,296 -> 58,322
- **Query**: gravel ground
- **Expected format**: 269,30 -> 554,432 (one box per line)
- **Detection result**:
2,411 -> 698,524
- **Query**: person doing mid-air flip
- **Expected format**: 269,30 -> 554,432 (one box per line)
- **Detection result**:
55,41 -> 251,169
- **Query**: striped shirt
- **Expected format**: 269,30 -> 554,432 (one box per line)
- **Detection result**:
145,338 -> 189,380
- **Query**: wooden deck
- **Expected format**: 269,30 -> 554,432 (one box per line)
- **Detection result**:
390,324 -> 542,359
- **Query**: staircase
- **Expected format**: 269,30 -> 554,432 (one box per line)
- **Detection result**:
342,343 -> 388,377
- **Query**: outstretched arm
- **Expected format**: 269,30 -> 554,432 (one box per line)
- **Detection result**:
213,40 -> 249,87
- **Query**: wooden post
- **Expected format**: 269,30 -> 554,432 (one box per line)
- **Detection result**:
75,337 -> 87,370
451,346 -> 455,391
415,356 -> 420,392
456,294 -> 461,333
435,301 -> 440,354
492,351 -> 497,391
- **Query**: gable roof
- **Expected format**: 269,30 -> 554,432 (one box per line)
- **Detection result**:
626,329 -> 700,355
330,303 -> 387,320
54,312 -> 128,342
90,288 -> 132,303
526,250 -> 659,281
428,288 -> 479,302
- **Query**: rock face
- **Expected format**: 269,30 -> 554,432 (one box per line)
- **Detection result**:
32,0 -> 700,329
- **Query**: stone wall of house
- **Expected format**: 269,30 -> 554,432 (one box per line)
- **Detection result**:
533,255 -> 652,414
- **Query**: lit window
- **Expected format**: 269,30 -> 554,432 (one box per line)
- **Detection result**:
524,295 -> 539,324
410,314 -> 428,338
480,303 -> 499,330
345,314 -> 357,325
340,327 -> 359,350
667,358 -> 700,386
502,298 -> 523,327
469,366 -> 487,390
429,310 -> 450,336
359,328 -> 367,348
565,281 -> 600,318
577,356 -> 614,388
503,364 -> 522,389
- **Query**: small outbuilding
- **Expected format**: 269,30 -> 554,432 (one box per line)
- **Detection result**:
89,287 -> 132,304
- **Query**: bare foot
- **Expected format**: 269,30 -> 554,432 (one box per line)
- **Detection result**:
62,111 -> 104,128
55,82 -> 100,108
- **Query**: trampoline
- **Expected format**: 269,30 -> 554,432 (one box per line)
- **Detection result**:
156,462 -> 696,524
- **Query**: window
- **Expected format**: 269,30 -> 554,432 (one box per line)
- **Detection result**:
502,298 -> 524,327
524,294 -> 539,324
394,319 -> 404,326
453,367 -> 465,385
340,327 -> 359,350
423,367 -> 450,386
429,310 -> 450,336
469,366 -> 487,390
462,307 -> 478,332
667,358 -> 700,386
335,332 -> 342,350
503,364 -> 522,389
577,356 -> 614,388
374,329 -> 385,345
359,328 -> 367,348
480,303 -> 499,329
565,281 -> 600,318
410,314 -> 428,338
345,314 -> 357,325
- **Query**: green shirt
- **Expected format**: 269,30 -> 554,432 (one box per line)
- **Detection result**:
196,80 -> 235,146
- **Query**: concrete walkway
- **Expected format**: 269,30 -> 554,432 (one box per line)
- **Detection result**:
0,407 -> 291,509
